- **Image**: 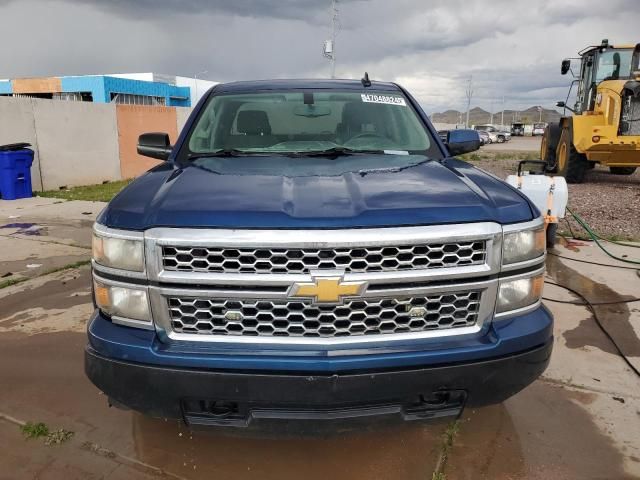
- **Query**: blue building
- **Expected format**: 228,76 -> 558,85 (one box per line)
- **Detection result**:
0,74 -> 191,107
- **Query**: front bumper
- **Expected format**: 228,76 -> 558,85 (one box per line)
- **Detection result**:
85,338 -> 552,427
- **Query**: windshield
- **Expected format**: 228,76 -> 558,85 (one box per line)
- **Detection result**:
595,48 -> 633,82
185,90 -> 436,157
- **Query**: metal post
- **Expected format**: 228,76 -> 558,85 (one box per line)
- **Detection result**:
490,98 -> 494,125
330,0 -> 338,78
501,96 -> 505,128
465,76 -> 473,128
194,70 -> 208,105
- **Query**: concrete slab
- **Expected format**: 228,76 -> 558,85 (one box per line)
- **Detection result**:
0,236 -> 89,284
0,267 -> 92,334
444,243 -> 640,478
0,211 -> 639,478
546,243 -> 640,374
0,198 -> 105,249
0,269 -> 446,480
446,381 -> 639,479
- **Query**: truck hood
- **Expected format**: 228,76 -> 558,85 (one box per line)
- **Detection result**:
98,157 -> 536,230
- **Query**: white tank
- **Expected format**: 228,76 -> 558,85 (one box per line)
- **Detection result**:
506,174 -> 568,220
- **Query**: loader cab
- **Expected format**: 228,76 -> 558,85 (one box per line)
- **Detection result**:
567,41 -> 635,114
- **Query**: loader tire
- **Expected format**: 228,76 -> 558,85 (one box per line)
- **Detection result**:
541,123 -> 562,173
609,167 -> 637,175
556,129 -> 588,183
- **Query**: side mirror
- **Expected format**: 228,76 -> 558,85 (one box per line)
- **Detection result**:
556,101 -> 566,108
561,59 -> 571,75
137,132 -> 172,160
446,129 -> 481,156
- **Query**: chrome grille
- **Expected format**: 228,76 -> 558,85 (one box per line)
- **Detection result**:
167,291 -> 481,338
161,241 -> 486,274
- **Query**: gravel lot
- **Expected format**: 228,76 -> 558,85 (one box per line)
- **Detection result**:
464,138 -> 640,240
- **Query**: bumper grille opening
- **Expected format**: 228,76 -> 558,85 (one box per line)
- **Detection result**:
167,291 -> 481,338
161,241 -> 486,274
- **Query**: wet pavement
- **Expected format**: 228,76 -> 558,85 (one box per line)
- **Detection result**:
1,198 -> 639,479
0,198 -> 99,284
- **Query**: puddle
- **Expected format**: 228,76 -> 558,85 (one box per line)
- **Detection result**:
546,254 -> 640,357
0,222 -> 43,236
447,382 -> 634,479
1,218 -> 93,246
0,268 -> 91,321
131,414 -> 445,480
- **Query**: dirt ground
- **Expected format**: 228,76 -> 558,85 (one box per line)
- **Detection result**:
470,136 -> 640,240
1,197 -> 639,479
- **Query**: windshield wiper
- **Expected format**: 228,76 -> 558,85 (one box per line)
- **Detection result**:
187,149 -> 269,159
284,147 -> 386,158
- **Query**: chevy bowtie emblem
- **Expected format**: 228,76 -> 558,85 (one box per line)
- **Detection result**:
289,273 -> 366,304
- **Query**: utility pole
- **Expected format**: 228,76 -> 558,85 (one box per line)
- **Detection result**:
194,70 -> 208,104
465,76 -> 473,128
501,95 -> 505,128
490,98 -> 494,124
538,106 -> 543,122
323,0 -> 339,78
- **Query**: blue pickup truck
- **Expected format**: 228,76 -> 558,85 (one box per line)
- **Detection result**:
86,79 -> 552,427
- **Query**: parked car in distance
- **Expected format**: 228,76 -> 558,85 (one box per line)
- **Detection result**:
86,78 -> 551,428
532,122 -> 546,136
478,130 -> 491,145
474,124 -> 511,143
511,123 -> 525,136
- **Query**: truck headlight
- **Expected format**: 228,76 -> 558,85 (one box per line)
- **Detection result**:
94,280 -> 151,324
502,227 -> 545,265
92,230 -> 144,272
496,274 -> 544,314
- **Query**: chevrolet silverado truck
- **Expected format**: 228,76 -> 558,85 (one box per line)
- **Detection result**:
86,79 -> 552,427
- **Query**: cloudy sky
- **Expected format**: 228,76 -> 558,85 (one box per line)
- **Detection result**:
0,0 -> 638,113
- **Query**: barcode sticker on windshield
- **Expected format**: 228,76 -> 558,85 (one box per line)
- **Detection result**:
361,94 -> 406,106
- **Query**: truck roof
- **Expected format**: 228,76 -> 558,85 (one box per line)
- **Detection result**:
215,78 -> 401,94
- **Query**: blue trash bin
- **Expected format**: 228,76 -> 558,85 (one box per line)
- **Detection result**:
0,144 -> 34,200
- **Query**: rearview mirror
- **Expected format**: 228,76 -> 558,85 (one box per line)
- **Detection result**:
446,129 -> 481,156
561,59 -> 571,75
137,132 -> 172,161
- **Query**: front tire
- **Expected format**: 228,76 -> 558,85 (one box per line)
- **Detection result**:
497,136 -> 505,143
541,124 -> 562,173
556,128 -> 588,183
609,167 -> 637,175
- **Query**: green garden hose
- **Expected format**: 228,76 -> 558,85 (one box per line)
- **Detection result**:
566,207 -> 640,265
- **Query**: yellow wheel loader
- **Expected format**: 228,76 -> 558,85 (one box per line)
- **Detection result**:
542,40 -> 640,183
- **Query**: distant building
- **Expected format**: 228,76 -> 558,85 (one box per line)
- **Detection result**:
0,73 -> 218,107
108,73 -> 218,105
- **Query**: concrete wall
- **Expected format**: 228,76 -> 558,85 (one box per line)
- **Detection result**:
176,107 -> 193,134
33,99 -> 121,190
0,97 -> 190,191
116,105 -> 178,179
0,98 -> 43,191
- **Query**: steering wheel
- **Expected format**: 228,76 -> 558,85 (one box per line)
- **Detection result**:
347,132 -> 387,142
